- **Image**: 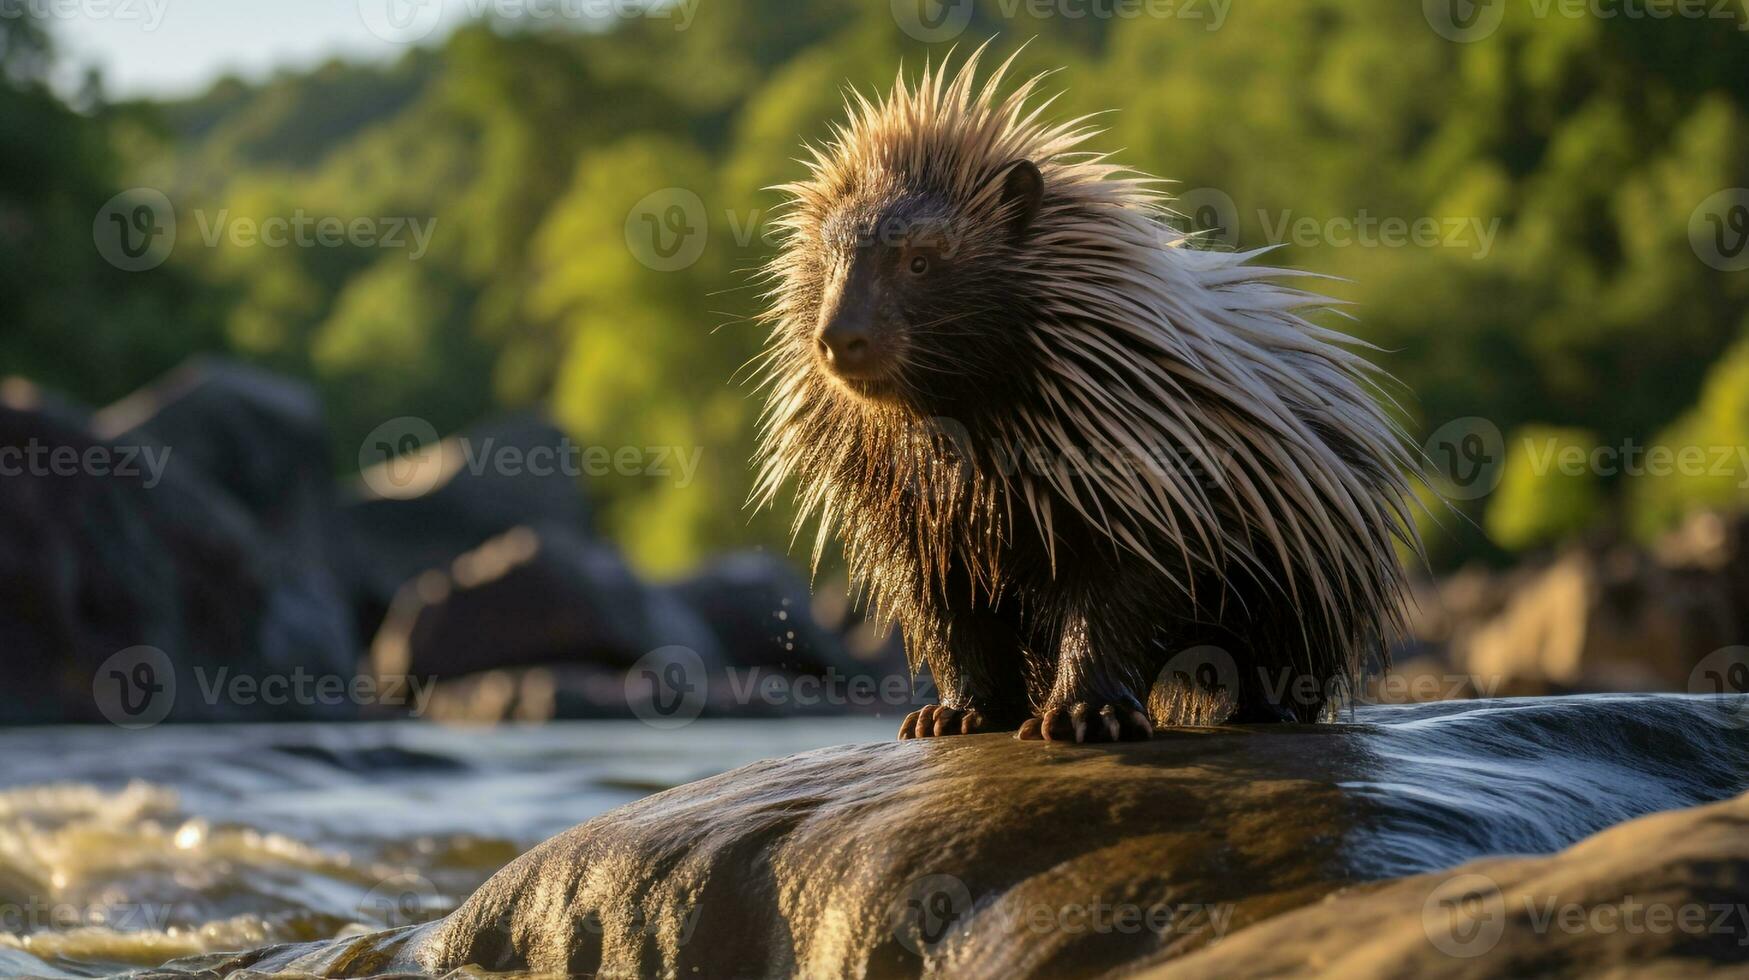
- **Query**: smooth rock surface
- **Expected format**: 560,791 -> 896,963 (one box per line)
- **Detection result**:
191,695 -> 1749,978
1144,788 -> 1749,978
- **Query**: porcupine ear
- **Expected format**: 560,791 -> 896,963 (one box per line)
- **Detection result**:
994,159 -> 1043,241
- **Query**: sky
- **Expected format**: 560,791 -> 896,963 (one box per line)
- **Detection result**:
46,0 -> 473,99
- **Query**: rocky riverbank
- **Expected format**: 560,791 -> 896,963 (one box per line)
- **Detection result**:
8,358 -> 1749,726
1,358 -> 906,726
153,695 -> 1749,978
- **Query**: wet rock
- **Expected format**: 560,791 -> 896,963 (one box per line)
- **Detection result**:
0,404 -> 348,723
371,533 -> 917,724
1143,788 -> 1749,978
93,357 -> 332,545
339,413 -> 594,636
667,551 -> 846,675
367,523 -> 729,721
1456,543 -> 1743,693
414,698 -> 1749,978
191,696 -> 1749,978
666,551 -> 912,706
94,358 -> 355,683
1,375 -> 91,429
369,524 -> 676,679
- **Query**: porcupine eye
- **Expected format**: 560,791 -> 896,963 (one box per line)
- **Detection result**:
908,255 -> 928,276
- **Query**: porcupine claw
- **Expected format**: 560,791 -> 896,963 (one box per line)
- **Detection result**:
1018,703 -> 1152,743
898,704 -> 991,739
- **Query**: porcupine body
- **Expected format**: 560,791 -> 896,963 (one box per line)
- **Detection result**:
751,49 -> 1420,741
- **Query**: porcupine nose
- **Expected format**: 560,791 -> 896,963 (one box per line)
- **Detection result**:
817,316 -> 879,378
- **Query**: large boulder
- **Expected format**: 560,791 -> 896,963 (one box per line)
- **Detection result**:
337,413 -> 594,637
366,523 -> 724,722
94,358 -> 355,683
93,357 -> 333,548
1457,542 -> 1744,694
368,533 -> 917,724
1144,788 -> 1749,978
181,696 -> 1749,977
0,409 -> 347,724
1401,514 -> 1749,699
0,360 -> 359,724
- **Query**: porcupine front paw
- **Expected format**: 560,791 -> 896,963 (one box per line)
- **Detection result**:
898,703 -> 998,739
1018,698 -> 1153,743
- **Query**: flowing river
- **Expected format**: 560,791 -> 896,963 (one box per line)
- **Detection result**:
2,696 -> 1746,977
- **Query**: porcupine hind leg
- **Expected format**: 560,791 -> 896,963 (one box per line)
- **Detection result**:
897,595 -> 1031,739
1018,612 -> 1154,743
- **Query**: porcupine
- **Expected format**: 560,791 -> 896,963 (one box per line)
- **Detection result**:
749,48 -> 1421,742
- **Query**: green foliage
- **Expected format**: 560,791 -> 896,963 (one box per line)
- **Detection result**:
1486,427 -> 1606,552
7,1 -> 1749,569
1629,325 -> 1749,537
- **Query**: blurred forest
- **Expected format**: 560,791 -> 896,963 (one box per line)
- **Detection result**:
4,0 -> 1748,574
